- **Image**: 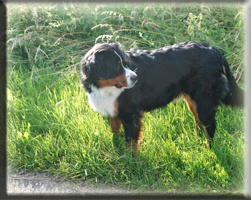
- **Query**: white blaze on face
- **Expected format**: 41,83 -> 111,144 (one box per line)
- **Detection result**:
113,50 -> 137,88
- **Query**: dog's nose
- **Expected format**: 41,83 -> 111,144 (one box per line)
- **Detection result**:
130,74 -> 138,82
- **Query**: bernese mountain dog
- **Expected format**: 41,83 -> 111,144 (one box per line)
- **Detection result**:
81,41 -> 244,150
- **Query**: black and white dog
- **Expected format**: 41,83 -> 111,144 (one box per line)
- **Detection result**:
81,41 -> 243,150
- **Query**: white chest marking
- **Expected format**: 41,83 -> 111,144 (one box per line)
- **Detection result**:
88,85 -> 124,117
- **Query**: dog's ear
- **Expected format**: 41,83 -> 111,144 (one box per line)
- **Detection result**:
81,49 -> 109,79
81,59 -> 91,80
91,49 -> 110,79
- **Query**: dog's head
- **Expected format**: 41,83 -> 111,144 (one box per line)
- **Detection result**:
81,43 -> 137,91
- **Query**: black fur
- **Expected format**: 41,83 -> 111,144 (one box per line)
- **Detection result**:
81,41 -> 244,148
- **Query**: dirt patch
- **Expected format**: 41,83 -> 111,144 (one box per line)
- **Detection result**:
7,166 -> 131,195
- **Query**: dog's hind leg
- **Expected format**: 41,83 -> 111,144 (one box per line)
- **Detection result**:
195,98 -> 218,148
198,109 -> 217,148
184,94 -> 204,134
184,94 -> 217,148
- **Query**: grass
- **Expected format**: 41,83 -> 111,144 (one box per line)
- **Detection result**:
7,2 -> 245,194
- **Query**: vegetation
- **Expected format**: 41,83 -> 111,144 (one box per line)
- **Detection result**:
7,3 -> 244,194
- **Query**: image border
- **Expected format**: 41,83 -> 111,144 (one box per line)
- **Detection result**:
1,0 -> 250,199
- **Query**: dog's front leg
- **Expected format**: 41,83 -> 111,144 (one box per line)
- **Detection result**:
109,117 -> 122,136
121,112 -> 143,151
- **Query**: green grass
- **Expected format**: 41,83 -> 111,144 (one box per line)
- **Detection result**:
7,3 -> 245,194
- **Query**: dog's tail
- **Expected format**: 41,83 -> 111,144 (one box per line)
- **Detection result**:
222,57 -> 244,108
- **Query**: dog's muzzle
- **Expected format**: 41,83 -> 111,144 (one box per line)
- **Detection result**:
125,68 -> 138,88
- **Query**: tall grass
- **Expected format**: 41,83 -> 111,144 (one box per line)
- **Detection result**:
7,3 -> 245,194
7,3 -> 244,80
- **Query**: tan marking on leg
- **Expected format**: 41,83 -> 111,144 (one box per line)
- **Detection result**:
184,94 -> 201,126
125,113 -> 144,152
136,115 -> 143,144
126,140 -> 139,152
184,94 -> 210,140
114,100 -> 119,114
109,118 -> 122,136
108,100 -> 121,135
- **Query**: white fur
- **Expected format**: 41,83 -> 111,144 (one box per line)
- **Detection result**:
124,67 -> 137,88
88,85 -> 124,117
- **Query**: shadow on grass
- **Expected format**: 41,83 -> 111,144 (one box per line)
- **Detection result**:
211,141 -> 244,190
